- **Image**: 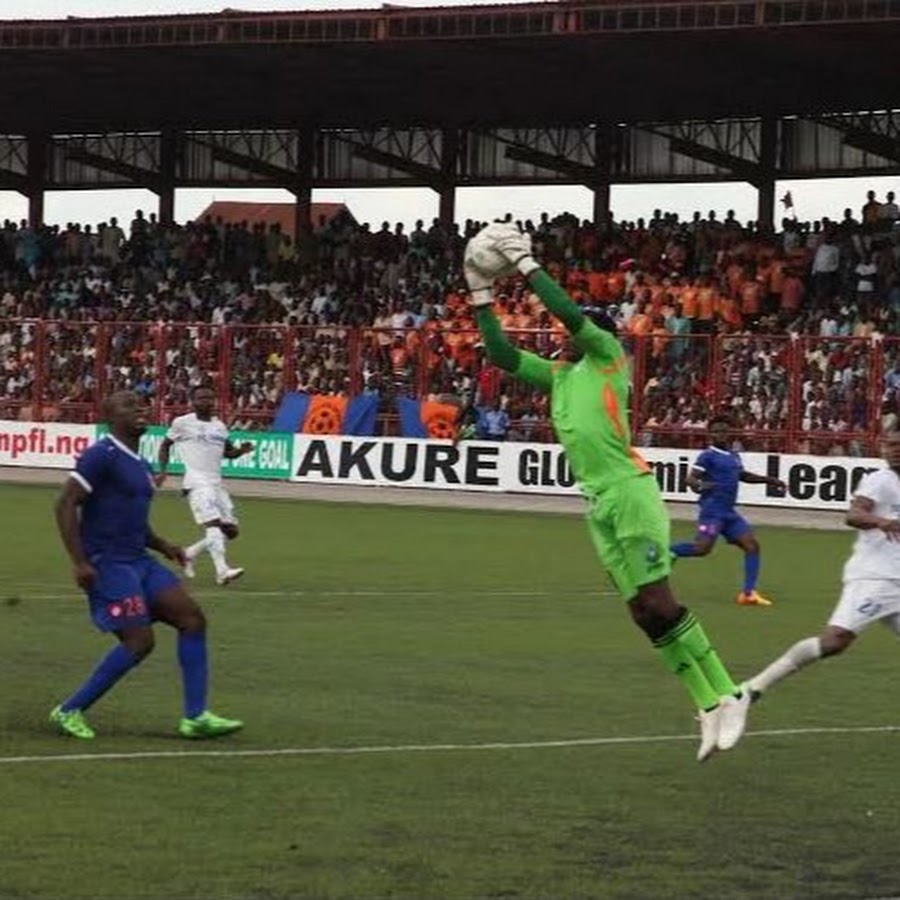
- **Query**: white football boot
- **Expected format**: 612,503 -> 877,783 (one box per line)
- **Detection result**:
697,706 -> 721,762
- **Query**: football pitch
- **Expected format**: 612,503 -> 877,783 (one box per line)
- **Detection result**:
1,483 -> 898,900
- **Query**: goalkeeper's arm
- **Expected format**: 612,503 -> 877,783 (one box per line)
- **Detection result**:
525,268 -> 622,365
475,307 -> 554,391
493,228 -> 622,365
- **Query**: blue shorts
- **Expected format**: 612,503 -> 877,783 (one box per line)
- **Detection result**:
696,510 -> 752,544
86,555 -> 180,632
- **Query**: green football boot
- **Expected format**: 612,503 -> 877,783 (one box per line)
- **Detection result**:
178,710 -> 243,739
50,705 -> 96,740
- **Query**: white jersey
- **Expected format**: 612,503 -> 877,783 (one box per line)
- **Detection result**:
166,412 -> 230,490
843,468 -> 900,582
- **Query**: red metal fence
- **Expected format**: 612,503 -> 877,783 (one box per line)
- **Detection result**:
0,319 -> 894,455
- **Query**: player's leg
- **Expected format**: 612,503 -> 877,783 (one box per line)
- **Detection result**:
627,578 -> 724,761
187,487 -> 242,584
183,488 -> 212,577
747,580 -> 894,696
728,518 -> 770,606
147,562 -> 242,738
592,480 -> 748,758
185,487 -> 227,579
671,520 -> 718,559
621,478 -> 751,754
51,563 -> 155,739
632,578 -> 752,755
591,485 -> 721,709
213,488 -> 244,585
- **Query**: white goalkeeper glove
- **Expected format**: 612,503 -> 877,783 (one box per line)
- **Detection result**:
464,223 -> 517,307
491,224 -> 541,278
463,261 -> 496,307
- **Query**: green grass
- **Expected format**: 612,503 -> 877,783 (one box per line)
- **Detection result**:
0,484 -> 898,900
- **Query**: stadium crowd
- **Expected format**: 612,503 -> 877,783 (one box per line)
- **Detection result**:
0,192 -> 899,451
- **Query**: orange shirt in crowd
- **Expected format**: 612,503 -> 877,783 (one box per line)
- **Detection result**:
607,272 -> 626,300
629,312 -> 653,336
587,271 -> 608,300
725,262 -> 744,295
697,287 -> 716,320
781,275 -> 805,312
739,280 -> 763,316
718,296 -> 742,328
768,259 -> 786,295
680,286 -> 699,319
390,345 -> 408,371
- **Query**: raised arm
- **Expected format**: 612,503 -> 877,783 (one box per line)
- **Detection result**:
474,306 -> 554,391
464,225 -> 555,391
488,225 -> 623,365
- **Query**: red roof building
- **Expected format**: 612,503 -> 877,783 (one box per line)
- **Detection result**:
196,201 -> 355,238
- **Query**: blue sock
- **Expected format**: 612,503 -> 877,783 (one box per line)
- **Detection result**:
177,632 -> 208,719
743,551 -> 761,593
671,542 -> 701,557
61,644 -> 141,712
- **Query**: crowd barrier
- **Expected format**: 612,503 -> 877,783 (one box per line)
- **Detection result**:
1,320 -> 897,455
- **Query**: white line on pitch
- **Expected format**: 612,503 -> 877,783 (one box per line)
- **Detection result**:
1,724 -> 898,766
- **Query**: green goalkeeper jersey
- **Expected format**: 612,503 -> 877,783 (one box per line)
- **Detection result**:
474,268 -> 649,498
515,321 -> 651,498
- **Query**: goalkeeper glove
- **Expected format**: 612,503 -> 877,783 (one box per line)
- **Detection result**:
464,224 -> 513,307
463,263 -> 495,307
491,224 -> 541,278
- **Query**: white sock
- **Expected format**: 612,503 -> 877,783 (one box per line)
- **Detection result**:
186,536 -> 209,561
205,527 -> 228,577
749,636 -> 822,695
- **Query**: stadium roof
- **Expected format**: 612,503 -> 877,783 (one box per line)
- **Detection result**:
0,3 -> 897,133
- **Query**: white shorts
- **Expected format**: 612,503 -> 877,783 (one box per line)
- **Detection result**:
829,579 -> 900,636
185,485 -> 238,527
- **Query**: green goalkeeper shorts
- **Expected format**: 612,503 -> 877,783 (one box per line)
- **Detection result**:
585,473 -> 671,601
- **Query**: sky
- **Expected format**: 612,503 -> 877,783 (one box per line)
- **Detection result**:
0,0 -> 896,229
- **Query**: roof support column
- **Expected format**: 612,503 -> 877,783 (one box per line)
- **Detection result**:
592,124 -> 612,226
438,128 -> 458,228
756,118 -> 777,230
157,129 -> 177,225
294,128 -> 314,261
26,133 -> 47,227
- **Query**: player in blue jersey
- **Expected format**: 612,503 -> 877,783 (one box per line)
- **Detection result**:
671,415 -> 786,607
50,390 -> 243,740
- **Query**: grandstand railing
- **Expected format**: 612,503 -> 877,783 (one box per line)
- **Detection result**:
0,319 -> 895,456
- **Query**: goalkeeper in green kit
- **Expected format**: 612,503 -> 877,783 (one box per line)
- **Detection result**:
464,223 -> 751,762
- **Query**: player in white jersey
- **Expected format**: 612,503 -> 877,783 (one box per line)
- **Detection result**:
156,386 -> 253,586
748,431 -> 900,697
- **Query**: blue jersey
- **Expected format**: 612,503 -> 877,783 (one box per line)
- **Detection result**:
694,446 -> 743,514
71,436 -> 155,562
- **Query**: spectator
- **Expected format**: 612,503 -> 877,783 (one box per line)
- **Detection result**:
480,403 -> 510,441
